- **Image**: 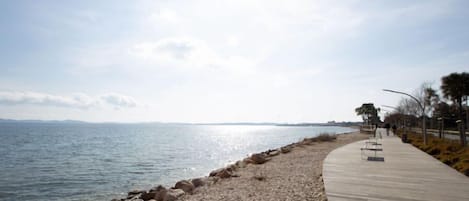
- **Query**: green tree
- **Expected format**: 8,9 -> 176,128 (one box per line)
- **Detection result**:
355,103 -> 380,125
424,87 -> 439,116
441,72 -> 469,146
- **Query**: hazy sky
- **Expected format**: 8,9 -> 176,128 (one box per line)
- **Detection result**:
1,0 -> 468,123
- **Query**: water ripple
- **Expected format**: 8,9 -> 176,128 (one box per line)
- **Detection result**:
0,123 -> 356,201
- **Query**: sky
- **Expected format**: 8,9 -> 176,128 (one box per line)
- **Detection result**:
0,0 -> 468,123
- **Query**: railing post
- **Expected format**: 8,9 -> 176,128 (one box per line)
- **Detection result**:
438,117 -> 443,139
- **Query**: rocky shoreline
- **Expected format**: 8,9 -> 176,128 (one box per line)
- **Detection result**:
112,131 -> 367,201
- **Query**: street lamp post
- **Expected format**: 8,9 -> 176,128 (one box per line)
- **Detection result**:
383,89 -> 427,145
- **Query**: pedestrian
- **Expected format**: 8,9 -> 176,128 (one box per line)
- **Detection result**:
384,123 -> 390,136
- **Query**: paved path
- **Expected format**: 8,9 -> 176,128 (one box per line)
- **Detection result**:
323,128 -> 469,201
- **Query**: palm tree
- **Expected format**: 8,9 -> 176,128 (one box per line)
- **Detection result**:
441,72 -> 469,146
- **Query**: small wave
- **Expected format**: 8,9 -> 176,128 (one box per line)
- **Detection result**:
0,191 -> 14,198
128,171 -> 145,175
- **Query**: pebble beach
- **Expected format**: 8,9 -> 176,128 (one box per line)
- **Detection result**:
114,131 -> 367,201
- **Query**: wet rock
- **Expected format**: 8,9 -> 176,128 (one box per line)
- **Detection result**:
191,177 -> 206,188
174,180 -> 194,194
163,189 -> 185,201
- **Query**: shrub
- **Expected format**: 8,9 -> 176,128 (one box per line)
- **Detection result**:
313,133 -> 337,142
403,130 -> 469,177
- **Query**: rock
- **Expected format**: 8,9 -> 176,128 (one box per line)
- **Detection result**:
207,176 -> 220,185
216,168 -> 233,178
250,153 -> 268,164
235,160 -> 247,168
140,192 -> 157,201
191,177 -> 206,188
209,167 -> 224,177
128,190 -> 146,196
149,185 -> 166,193
268,150 -> 280,156
228,164 -> 238,171
209,167 -> 234,179
243,157 -> 254,164
174,180 -> 194,194
148,185 -> 167,201
281,146 -> 292,153
127,194 -> 141,200
163,189 -> 185,201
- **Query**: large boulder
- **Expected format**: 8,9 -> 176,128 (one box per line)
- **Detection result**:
140,192 -> 155,201
174,180 -> 194,194
209,167 -> 223,177
209,167 -> 233,178
250,153 -> 268,164
163,189 -> 185,201
148,185 -> 167,201
217,168 -> 233,178
190,177 -> 206,188
281,146 -> 292,153
208,168 -> 223,177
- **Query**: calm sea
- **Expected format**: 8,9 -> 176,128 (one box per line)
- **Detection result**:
0,123 -> 356,201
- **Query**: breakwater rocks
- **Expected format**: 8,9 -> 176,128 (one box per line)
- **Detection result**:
112,133 -> 337,201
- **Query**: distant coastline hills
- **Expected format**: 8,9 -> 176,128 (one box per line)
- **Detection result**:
0,118 -> 360,127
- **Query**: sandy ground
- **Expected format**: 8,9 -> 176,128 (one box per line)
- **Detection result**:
179,132 -> 368,201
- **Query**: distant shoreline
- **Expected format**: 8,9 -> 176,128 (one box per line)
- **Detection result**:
0,118 -> 361,127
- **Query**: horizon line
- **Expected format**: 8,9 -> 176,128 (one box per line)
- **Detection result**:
0,118 -> 360,125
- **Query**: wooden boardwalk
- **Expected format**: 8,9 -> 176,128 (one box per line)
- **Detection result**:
323,129 -> 469,201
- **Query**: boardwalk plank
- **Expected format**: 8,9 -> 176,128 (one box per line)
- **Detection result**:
323,129 -> 469,201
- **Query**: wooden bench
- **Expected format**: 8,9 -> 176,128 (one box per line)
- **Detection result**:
361,138 -> 383,161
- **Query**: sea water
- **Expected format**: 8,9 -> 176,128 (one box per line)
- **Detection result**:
0,123 -> 356,201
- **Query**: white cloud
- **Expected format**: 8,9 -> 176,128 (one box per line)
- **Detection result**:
0,91 -> 138,109
130,37 -> 194,61
129,37 -> 258,75
99,93 -> 137,108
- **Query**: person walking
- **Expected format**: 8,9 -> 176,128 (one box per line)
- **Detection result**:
384,123 -> 391,136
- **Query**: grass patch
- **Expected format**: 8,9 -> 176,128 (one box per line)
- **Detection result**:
314,133 -> 337,142
397,130 -> 469,176
299,133 -> 337,146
